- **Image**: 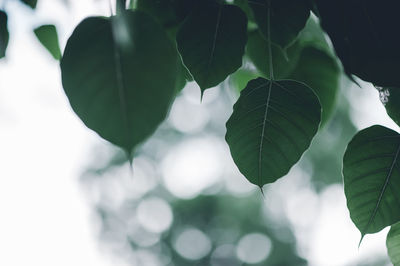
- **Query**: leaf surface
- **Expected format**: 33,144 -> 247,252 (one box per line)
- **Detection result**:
61,11 -> 179,155
248,0 -> 310,48
289,46 -> 339,125
387,222 -> 400,266
343,125 -> 400,239
34,24 -> 61,60
246,30 -> 302,79
0,10 -> 8,59
225,77 -> 321,187
20,0 -> 37,9
176,2 -> 247,93
317,0 -> 400,87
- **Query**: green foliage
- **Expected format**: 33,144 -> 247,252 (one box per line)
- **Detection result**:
0,10 -> 9,59
20,0 -> 38,9
246,30 -> 302,79
34,24 -> 61,60
248,0 -> 310,48
60,11 -> 180,156
343,125 -> 400,238
176,1 -> 247,93
225,78 -> 321,187
317,0 -> 400,87
288,46 -> 339,125
387,222 -> 400,265
3,0 -> 400,261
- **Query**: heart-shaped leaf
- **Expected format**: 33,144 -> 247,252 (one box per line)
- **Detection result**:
317,0 -> 400,87
61,11 -> 179,156
248,0 -> 310,48
0,10 -> 9,59
176,1 -> 247,93
387,222 -> 400,266
34,24 -> 61,60
343,125 -> 400,240
225,77 -> 321,187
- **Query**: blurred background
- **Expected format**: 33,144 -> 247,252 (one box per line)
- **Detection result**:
0,0 -> 398,265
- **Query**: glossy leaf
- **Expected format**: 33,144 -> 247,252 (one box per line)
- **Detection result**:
34,24 -> 62,60
20,0 -> 37,9
289,47 -> 340,125
0,10 -> 8,59
225,78 -> 321,187
317,0 -> 400,87
246,30 -> 302,79
378,87 -> 400,127
61,11 -> 179,155
387,222 -> 400,266
248,0 -> 310,48
176,1 -> 247,93
343,125 -> 400,239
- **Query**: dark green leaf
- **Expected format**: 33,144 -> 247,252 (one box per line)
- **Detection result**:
228,67 -> 259,93
248,0 -> 310,48
289,46 -> 340,125
176,2 -> 247,93
317,0 -> 400,87
0,10 -> 9,59
378,87 -> 400,127
60,11 -> 179,155
343,125 -> 400,239
225,77 -> 321,187
20,0 -> 37,9
34,24 -> 62,60
246,30 -> 302,79
387,222 -> 400,266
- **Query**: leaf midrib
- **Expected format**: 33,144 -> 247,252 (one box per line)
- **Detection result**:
362,141 -> 400,236
258,80 -> 272,187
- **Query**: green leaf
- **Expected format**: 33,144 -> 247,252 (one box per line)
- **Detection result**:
60,11 -> 179,155
248,0 -> 310,48
176,1 -> 247,93
20,0 -> 37,9
246,30 -> 302,79
34,24 -> 62,60
0,10 -> 9,59
288,46 -> 340,125
387,222 -> 400,266
228,67 -> 259,93
377,87 -> 400,127
317,0 -> 400,87
225,77 -> 321,187
343,125 -> 400,240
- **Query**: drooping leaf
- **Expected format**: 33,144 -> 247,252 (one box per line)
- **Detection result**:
317,0 -> 400,87
176,1 -> 247,93
20,0 -> 37,9
0,10 -> 9,59
248,0 -> 310,48
289,46 -> 340,125
387,222 -> 400,266
377,87 -> 400,127
225,78 -> 321,187
60,11 -> 179,155
34,24 -> 61,60
246,30 -> 302,79
343,125 -> 400,239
